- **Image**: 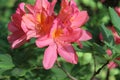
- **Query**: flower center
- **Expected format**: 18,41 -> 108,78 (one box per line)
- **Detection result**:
36,13 -> 53,35
36,12 -> 46,24
52,28 -> 63,38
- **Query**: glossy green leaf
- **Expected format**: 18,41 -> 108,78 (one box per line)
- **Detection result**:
109,7 -> 120,35
100,24 -> 114,46
11,68 -> 28,77
0,54 -> 14,70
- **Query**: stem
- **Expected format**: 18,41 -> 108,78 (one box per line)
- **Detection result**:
92,51 -> 96,74
57,61 -> 78,80
90,61 -> 109,80
106,69 -> 110,80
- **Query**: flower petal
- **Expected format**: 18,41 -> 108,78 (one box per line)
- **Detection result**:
22,14 -> 35,30
108,61 -> 118,69
58,43 -> 78,64
26,30 -> 36,40
71,11 -> 89,28
16,2 -> 25,15
26,4 -> 34,13
49,0 -> 57,15
79,30 -> 92,41
8,22 -> 18,32
36,37 -> 53,48
59,28 -> 81,42
35,0 -> 49,10
43,44 -> 57,69
8,34 -> 27,49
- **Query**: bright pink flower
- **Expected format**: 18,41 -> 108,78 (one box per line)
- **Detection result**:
22,0 -> 57,40
36,19 -> 80,69
8,0 -> 91,69
8,3 -> 28,48
36,0 -> 92,69
115,7 -> 120,16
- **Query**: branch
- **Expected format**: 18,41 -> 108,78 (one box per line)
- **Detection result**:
57,61 -> 78,80
106,69 -> 110,80
92,52 -> 96,74
90,61 -> 109,80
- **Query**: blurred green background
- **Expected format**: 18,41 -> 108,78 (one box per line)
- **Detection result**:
0,0 -> 120,80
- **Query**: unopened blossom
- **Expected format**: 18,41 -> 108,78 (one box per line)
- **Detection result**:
100,26 -> 120,69
100,27 -> 120,69
115,7 -> 120,16
8,3 -> 28,48
36,0 -> 92,69
108,27 -> 120,44
106,48 -> 120,69
99,6 -> 120,69
106,49 -> 118,69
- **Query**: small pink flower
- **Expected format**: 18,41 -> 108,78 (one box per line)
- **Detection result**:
8,3 -> 28,48
36,0 -> 92,69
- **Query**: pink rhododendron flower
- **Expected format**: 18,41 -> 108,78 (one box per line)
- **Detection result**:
8,0 -> 92,69
36,0 -> 92,69
22,0 -> 57,40
8,3 -> 28,48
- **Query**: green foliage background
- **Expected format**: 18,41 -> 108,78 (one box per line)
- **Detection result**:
0,0 -> 120,80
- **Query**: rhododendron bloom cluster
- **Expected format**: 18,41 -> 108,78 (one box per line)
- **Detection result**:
8,0 -> 92,69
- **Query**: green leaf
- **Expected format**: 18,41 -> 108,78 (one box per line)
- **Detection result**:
109,7 -> 120,35
82,53 -> 92,65
100,24 -> 114,46
93,43 -> 106,54
51,67 -> 67,80
11,68 -> 28,77
0,54 -> 14,70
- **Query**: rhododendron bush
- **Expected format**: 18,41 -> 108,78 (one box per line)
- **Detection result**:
1,0 -> 120,80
